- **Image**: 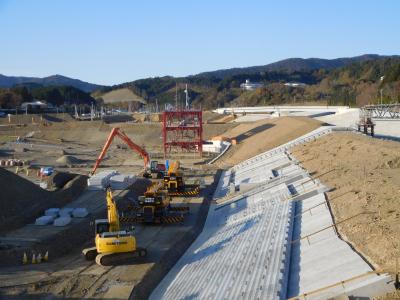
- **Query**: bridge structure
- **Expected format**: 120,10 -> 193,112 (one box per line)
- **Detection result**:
362,104 -> 400,119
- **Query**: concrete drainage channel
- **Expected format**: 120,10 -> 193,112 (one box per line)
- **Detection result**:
129,169 -> 223,300
148,127 -> 396,299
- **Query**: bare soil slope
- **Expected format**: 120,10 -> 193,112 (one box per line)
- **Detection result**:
291,132 -> 400,272
0,168 -> 87,233
217,116 -> 321,167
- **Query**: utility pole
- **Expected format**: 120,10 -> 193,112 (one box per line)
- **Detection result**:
175,82 -> 178,110
184,84 -> 190,109
155,98 -> 159,113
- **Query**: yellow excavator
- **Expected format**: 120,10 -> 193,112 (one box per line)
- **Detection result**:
163,161 -> 185,192
82,188 -> 147,266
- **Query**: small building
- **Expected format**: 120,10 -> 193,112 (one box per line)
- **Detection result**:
20,100 -> 47,111
240,79 -> 264,91
284,82 -> 307,88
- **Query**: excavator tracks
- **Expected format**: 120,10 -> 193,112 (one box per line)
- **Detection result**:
82,246 -> 98,261
95,247 -> 147,266
168,185 -> 200,197
119,215 -> 185,224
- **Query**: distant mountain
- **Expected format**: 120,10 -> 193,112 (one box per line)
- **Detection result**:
113,55 -> 400,109
195,54 -> 396,79
0,74 -> 104,93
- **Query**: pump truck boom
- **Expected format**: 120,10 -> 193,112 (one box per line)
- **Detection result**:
82,188 -> 147,266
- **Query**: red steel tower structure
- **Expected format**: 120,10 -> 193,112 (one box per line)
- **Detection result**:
162,110 -> 203,158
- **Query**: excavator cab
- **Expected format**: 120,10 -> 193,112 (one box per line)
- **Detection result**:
147,160 -> 166,178
95,219 -> 110,235
163,161 -> 185,192
137,189 -> 170,223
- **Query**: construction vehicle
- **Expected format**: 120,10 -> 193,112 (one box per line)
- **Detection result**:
163,160 -> 185,192
121,181 -> 189,224
162,160 -> 201,196
91,127 -> 165,178
148,160 -> 166,179
82,188 -> 147,266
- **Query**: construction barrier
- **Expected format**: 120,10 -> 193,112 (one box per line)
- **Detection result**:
169,206 -> 190,213
168,186 -> 200,197
120,215 -> 185,224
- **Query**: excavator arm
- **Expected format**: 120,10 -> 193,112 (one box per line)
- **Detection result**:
91,127 -> 150,175
106,188 -> 120,232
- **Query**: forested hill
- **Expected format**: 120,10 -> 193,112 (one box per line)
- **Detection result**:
0,74 -> 103,93
109,55 -> 400,109
194,54 -> 390,79
1,54 -> 399,109
0,85 -> 95,109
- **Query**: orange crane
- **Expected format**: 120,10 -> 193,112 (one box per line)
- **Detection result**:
91,127 -> 152,176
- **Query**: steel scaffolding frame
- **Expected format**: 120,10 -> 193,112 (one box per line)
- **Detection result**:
162,110 -> 203,158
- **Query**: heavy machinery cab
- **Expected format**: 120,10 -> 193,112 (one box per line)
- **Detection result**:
164,175 -> 184,191
163,160 -> 185,192
136,183 -> 172,223
147,160 -> 166,178
138,194 -> 170,208
95,219 -> 110,235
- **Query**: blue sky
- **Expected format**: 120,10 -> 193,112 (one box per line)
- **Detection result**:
0,0 -> 399,85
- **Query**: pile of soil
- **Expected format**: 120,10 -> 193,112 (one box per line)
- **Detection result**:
212,114 -> 236,123
291,132 -> 400,272
217,116 -> 321,167
202,111 -> 221,122
56,155 -> 82,166
0,168 -> 87,233
46,171 -> 77,189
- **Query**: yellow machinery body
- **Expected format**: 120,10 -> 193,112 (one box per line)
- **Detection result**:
137,181 -> 171,223
82,188 -> 146,265
164,161 -> 185,192
95,231 -> 136,254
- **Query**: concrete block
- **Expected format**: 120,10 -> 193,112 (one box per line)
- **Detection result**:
44,208 -> 60,218
59,207 -> 74,217
53,216 -> 72,227
35,215 -> 55,225
87,170 -> 119,190
72,207 -> 88,218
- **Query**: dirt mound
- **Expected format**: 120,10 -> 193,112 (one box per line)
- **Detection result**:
217,116 -> 321,167
56,155 -> 82,166
291,132 -> 400,272
202,111 -> 221,122
0,168 -> 87,233
46,171 -> 77,189
212,114 -> 236,123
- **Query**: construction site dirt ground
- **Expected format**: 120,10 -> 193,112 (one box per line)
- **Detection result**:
0,167 -> 220,300
4,112 -> 399,299
291,132 -> 400,292
0,113 -> 325,299
215,116 -> 321,168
